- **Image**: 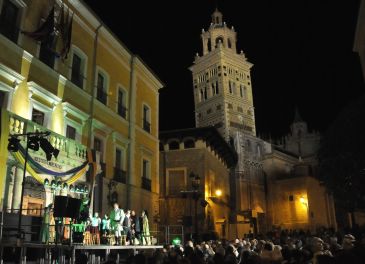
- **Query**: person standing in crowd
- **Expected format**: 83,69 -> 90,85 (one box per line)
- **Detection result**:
141,210 -> 151,245
109,202 -> 125,245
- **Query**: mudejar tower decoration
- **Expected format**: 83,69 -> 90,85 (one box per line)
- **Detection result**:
190,9 -> 268,235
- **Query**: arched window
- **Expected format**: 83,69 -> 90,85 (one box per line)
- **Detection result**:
229,81 -> 233,94
215,81 -> 219,94
184,140 -> 195,149
215,37 -> 224,48
207,38 -> 211,52
211,83 -> 215,96
200,89 -> 204,102
169,141 -> 179,150
228,38 -> 232,48
204,87 -> 208,100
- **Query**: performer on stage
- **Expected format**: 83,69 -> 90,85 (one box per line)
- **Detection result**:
123,210 -> 132,244
130,210 -> 140,245
90,212 -> 101,244
40,205 -> 51,244
101,214 -> 110,236
109,203 -> 125,245
141,210 -> 151,245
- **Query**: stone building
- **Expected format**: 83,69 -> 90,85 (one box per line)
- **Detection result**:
159,127 -> 238,240
0,0 -> 163,226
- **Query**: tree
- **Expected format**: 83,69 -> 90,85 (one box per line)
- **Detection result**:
318,94 -> 365,221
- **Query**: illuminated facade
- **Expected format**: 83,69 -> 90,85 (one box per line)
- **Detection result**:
0,0 -> 163,223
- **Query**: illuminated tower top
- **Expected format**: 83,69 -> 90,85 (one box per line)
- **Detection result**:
190,9 -> 256,140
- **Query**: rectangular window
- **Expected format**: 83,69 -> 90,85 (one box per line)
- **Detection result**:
96,73 -> 107,105
71,53 -> 83,88
117,89 -> 127,118
141,159 -> 151,191
94,137 -> 103,161
32,109 -> 45,126
0,0 -> 19,43
114,148 -> 126,183
66,125 -> 76,140
142,159 -> 149,178
115,148 -> 122,169
143,105 -> 151,133
39,35 -> 55,68
167,170 -> 185,195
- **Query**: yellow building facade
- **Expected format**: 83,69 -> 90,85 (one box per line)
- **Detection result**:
0,0 -> 162,223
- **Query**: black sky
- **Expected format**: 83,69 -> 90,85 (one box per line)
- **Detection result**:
83,0 -> 365,137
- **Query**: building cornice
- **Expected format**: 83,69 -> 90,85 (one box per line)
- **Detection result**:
0,63 -> 25,83
135,57 -> 164,91
62,102 -> 89,122
28,81 -> 61,106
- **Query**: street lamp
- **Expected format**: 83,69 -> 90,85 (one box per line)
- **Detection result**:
7,131 -> 58,242
190,172 -> 201,242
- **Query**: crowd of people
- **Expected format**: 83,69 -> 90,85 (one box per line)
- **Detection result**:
99,227 -> 365,264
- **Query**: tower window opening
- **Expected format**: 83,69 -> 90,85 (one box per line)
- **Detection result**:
207,38 -> 211,52
228,38 -> 232,48
215,37 -> 224,48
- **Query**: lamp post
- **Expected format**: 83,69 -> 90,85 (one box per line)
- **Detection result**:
190,172 -> 201,242
7,131 -> 58,242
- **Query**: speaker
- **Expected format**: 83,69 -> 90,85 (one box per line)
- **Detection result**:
53,196 -> 81,218
66,197 -> 81,219
72,232 -> 84,243
53,196 -> 68,217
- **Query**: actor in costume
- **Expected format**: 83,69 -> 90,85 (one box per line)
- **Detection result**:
40,205 -> 51,243
90,212 -> 101,244
110,203 -> 125,245
130,210 -> 140,245
101,214 -> 110,236
123,210 -> 132,244
141,210 -> 151,245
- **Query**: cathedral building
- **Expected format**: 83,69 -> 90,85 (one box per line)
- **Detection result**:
159,8 -> 337,240
0,0 -> 162,230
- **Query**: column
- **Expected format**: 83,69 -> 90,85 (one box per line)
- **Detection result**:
5,165 -> 15,212
12,166 -> 24,213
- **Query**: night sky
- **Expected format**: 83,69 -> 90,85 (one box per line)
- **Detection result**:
83,0 -> 365,138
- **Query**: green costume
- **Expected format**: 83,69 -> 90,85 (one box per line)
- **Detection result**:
40,207 -> 50,243
141,213 -> 151,245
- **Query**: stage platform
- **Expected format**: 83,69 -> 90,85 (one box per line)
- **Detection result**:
0,242 -> 164,263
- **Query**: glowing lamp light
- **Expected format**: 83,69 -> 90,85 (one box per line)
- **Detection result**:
172,237 -> 181,246
215,189 -> 222,197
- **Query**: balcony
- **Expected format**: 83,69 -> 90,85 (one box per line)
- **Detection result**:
96,88 -> 107,105
117,103 -> 127,119
143,119 -> 151,133
114,167 -> 126,183
8,111 -> 87,162
141,177 -> 151,191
